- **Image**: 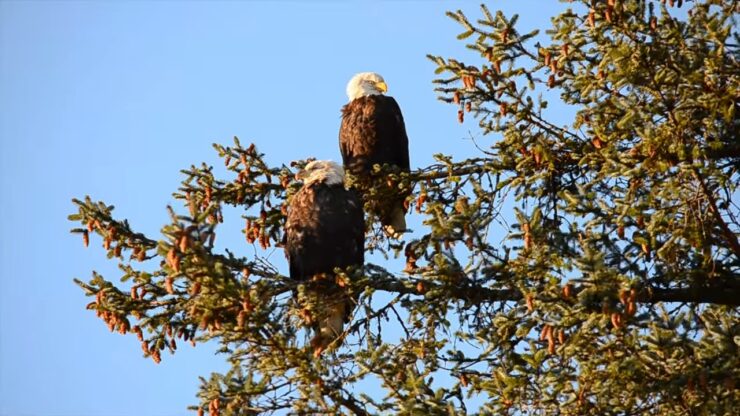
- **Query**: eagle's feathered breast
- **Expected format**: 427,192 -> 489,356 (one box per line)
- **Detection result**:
340,95 -> 410,176
286,183 -> 364,281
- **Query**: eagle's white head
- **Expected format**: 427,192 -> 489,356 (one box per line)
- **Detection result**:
346,72 -> 388,101
296,160 -> 345,186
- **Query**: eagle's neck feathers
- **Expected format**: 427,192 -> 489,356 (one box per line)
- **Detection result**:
347,84 -> 383,101
304,170 -> 344,187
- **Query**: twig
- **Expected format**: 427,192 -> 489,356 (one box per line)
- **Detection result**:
692,168 -> 740,259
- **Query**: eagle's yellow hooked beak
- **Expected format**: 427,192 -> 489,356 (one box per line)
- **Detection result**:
375,81 -> 388,93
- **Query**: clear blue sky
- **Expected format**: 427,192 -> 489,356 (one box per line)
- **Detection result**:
0,1 -> 568,415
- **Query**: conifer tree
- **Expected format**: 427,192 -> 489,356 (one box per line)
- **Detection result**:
69,1 -> 738,414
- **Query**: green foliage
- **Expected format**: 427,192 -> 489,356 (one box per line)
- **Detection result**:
70,1 -> 738,414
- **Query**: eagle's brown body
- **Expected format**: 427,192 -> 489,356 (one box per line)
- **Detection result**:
285,177 -> 364,353
339,94 -> 410,236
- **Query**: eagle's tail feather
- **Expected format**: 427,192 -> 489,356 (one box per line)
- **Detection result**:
382,204 -> 407,239
312,300 -> 346,357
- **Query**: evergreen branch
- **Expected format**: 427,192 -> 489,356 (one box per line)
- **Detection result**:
411,161 -> 491,181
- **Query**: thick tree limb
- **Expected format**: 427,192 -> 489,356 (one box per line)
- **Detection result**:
646,285 -> 740,306
364,265 -> 740,306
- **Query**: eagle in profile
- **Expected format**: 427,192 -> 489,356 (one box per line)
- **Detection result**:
285,160 -> 364,355
339,72 -> 410,238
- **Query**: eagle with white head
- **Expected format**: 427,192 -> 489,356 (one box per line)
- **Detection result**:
339,72 -> 411,238
285,160 -> 364,355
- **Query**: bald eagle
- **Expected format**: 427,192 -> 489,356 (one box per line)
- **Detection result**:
340,72 -> 410,238
285,160 -> 364,354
